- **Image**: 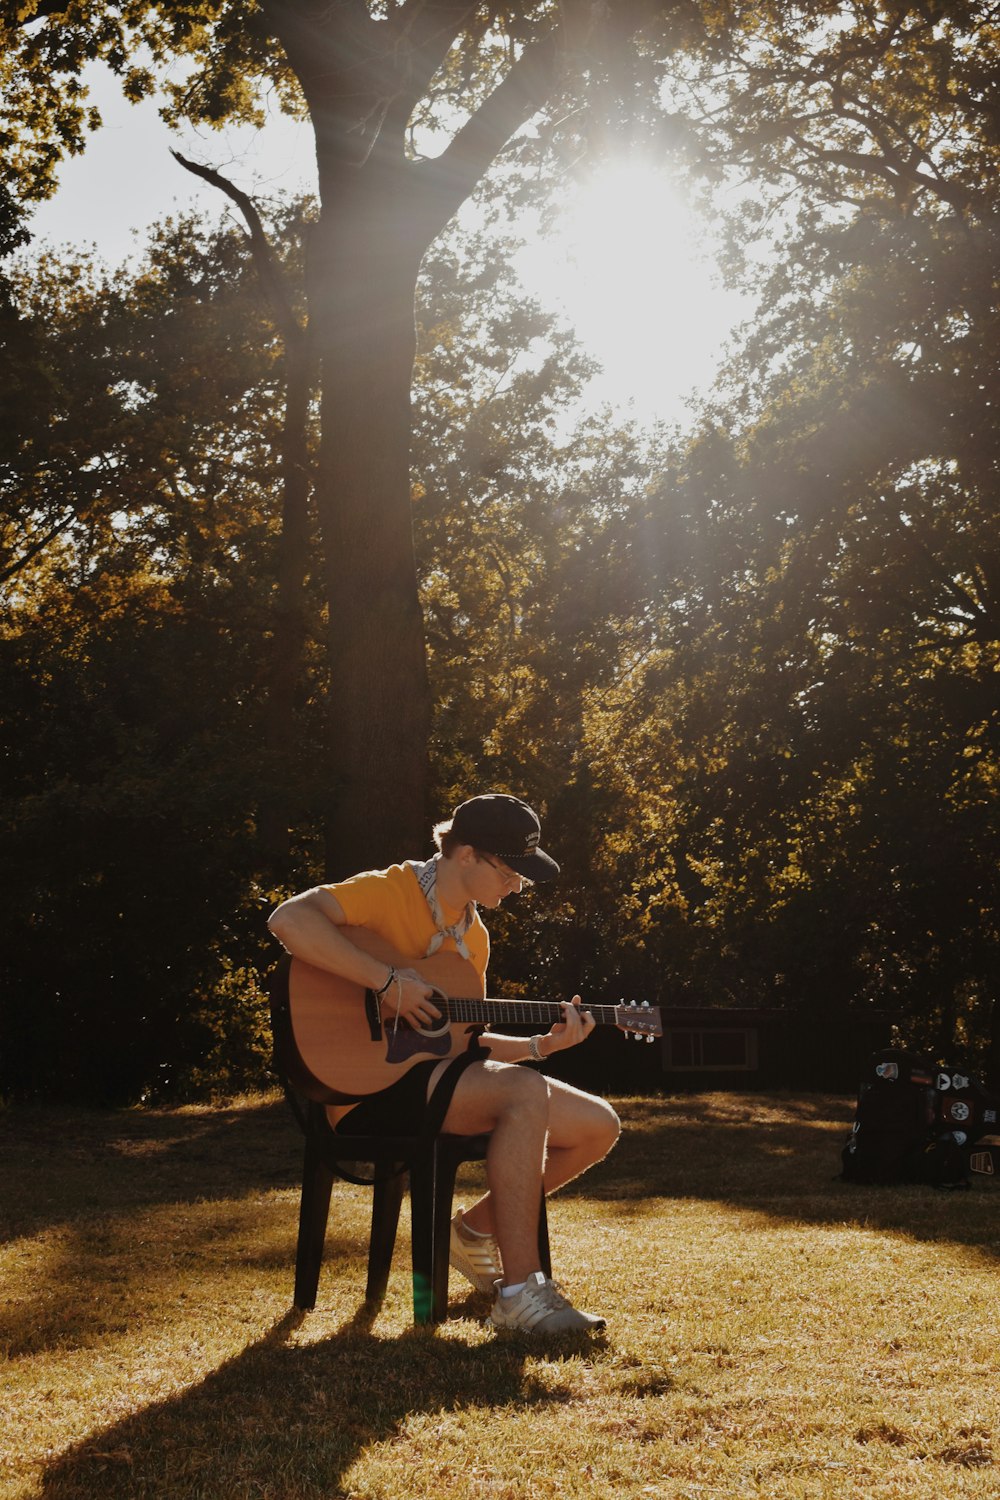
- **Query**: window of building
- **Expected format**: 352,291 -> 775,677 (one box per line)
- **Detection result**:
665,1027 -> 759,1071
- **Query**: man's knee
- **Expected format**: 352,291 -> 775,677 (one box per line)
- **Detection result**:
445,1057 -> 549,1135
587,1097 -> 621,1159
495,1059 -> 550,1117
550,1085 -> 621,1161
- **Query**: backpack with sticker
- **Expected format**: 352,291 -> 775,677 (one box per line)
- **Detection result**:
841,1049 -> 1000,1186
840,1050 -> 966,1187
933,1065 -> 1000,1178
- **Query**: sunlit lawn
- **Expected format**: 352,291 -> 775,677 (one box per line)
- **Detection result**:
2,1089 -> 997,1499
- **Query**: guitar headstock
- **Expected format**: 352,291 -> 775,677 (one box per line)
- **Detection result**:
614,1001 -> 662,1041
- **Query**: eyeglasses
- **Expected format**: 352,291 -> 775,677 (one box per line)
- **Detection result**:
477,852 -> 530,889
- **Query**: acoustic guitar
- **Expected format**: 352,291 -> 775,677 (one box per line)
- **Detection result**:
285,926 -> 662,1102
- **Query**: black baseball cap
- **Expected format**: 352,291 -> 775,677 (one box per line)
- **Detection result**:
450,794 -> 560,881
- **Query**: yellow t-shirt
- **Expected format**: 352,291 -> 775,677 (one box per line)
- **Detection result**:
325,862 -> 490,985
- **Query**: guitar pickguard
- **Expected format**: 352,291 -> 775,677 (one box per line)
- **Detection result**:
383,1021 -> 453,1065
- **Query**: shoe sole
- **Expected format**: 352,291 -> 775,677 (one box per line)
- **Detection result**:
490,1312 -> 607,1334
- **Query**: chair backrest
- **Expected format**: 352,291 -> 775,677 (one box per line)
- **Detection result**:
267,955 -> 341,1106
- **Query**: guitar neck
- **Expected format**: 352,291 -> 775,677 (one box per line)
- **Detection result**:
441,996 -> 621,1028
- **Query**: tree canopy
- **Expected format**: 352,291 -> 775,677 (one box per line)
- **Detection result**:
3,0 -> 1000,1099
3,0 -> 715,869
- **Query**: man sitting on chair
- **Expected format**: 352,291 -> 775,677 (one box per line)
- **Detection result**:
267,792 -> 620,1335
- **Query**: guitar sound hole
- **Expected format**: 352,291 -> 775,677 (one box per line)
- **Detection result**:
416,1017 -> 451,1040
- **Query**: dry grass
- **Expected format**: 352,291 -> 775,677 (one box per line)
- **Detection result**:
2,1090 -> 998,1499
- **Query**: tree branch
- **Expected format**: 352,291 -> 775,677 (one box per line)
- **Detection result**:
387,0 -> 480,99
801,141 -> 974,213
0,513 -> 74,587
258,0 -> 389,167
171,150 -> 305,346
411,32 -> 559,239
260,0 -> 381,89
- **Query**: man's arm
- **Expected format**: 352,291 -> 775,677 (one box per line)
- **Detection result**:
475,997 -> 596,1064
268,887 -> 443,1027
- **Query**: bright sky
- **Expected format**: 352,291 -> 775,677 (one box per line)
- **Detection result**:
518,166 -> 749,424
28,70 -> 748,427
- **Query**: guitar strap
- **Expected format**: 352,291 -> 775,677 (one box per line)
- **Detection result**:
323,1051 -> 487,1186
406,856 -> 475,961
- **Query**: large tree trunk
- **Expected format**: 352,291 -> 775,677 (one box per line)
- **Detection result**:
261,0 -> 563,877
311,161 -> 433,877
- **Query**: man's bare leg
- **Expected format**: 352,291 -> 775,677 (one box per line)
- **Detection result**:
438,1063 -> 620,1286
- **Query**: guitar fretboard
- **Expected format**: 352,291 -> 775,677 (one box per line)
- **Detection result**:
440,997 -> 624,1028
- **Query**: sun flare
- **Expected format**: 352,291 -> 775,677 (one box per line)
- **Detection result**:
519,161 -> 746,420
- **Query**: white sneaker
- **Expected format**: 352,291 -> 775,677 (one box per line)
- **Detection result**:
449,1209 -> 503,1292
489,1272 -> 606,1334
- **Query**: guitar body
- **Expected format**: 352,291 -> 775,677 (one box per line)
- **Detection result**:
280,924 -> 662,1108
287,926 -> 488,1102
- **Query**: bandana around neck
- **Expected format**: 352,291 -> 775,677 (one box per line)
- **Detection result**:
407,855 -> 475,960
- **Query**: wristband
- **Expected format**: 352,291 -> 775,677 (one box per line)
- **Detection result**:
373,966 -> 396,998
528,1034 -> 545,1063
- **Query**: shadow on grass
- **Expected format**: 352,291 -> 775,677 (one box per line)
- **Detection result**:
37,1307 -> 601,1500
5,1089 -> 998,1368
572,1092 -> 1000,1263
1,1095 -> 302,1241
2,1096 -> 312,1359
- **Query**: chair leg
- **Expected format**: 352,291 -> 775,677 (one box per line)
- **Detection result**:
366,1165 -> 407,1306
294,1130 -> 335,1310
408,1148 -> 440,1325
410,1149 -> 554,1326
429,1143 -> 463,1323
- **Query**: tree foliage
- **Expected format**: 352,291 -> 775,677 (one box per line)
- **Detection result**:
4,0 -> 1000,1099
2,0 -> 706,876
573,0 -> 1000,1072
1,212 -> 309,1101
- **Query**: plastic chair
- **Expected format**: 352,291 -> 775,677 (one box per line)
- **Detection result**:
269,955 -> 550,1323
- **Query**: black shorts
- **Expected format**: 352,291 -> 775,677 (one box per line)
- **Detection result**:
335,1060 -> 439,1137
334,1048 -> 485,1139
